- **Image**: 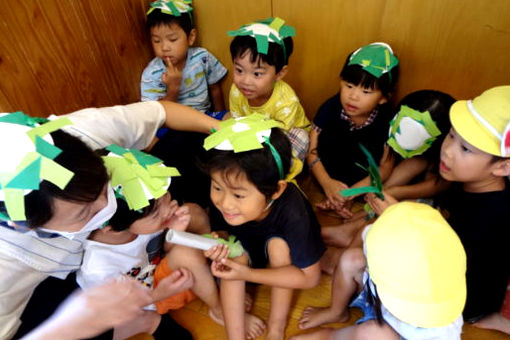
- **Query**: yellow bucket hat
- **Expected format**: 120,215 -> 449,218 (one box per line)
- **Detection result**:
366,202 -> 466,328
450,85 -> 510,157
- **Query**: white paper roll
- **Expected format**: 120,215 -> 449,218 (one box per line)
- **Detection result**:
165,230 -> 220,250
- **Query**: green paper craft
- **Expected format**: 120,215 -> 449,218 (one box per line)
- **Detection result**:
203,234 -> 245,258
387,105 -> 441,158
348,43 -> 399,78
203,114 -> 281,152
341,144 -> 384,199
227,17 -> 295,58
26,117 -> 72,142
35,135 -> 62,160
0,112 -> 49,127
4,189 -> 25,221
147,0 -> 193,16
102,145 -> 180,211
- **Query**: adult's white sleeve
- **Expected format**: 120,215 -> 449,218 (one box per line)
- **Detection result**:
56,101 -> 166,151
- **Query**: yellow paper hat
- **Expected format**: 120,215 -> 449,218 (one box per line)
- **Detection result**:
366,202 -> 466,328
450,85 -> 510,157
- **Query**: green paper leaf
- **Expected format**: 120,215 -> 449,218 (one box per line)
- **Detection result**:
40,158 -> 74,189
4,188 -> 25,221
26,117 -> 72,142
6,157 -> 41,190
255,34 -> 268,54
35,135 -> 62,160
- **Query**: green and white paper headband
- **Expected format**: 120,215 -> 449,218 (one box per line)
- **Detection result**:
0,112 -> 74,221
348,42 -> 399,79
228,17 -> 295,62
387,105 -> 441,158
102,145 -> 180,211
203,114 -> 285,179
147,0 -> 192,16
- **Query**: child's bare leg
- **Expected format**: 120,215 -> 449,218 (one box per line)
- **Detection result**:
220,254 -> 265,340
265,238 -> 294,340
166,245 -> 223,324
473,313 -> 510,334
299,248 -> 366,330
292,320 -> 399,340
320,247 -> 344,275
113,311 -> 161,340
321,217 -> 367,247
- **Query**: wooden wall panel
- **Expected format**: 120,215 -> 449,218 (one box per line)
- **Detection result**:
274,0 -> 510,118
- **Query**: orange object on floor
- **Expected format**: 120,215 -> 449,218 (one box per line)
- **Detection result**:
153,257 -> 196,314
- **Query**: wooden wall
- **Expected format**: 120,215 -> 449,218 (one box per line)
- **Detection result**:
1,0 -> 509,118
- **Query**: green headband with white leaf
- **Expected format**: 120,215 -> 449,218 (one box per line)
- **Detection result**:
147,0 -> 192,17
102,145 -> 180,211
387,105 -> 441,158
203,114 -> 285,179
228,17 -> 295,63
0,112 -> 74,221
348,42 -> 399,80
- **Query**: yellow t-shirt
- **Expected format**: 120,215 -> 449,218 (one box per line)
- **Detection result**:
229,80 -> 310,132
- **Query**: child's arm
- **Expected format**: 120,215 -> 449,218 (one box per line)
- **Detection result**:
385,174 -> 451,200
208,83 -> 226,112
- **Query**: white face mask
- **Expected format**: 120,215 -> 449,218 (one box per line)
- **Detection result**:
39,186 -> 117,240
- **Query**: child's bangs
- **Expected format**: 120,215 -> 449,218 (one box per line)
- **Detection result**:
340,65 -> 379,90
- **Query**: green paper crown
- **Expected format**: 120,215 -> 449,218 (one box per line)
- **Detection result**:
203,114 -> 282,153
348,42 -> 399,78
387,105 -> 441,158
147,0 -> 193,16
0,113 -> 74,222
102,145 -> 180,211
227,17 -> 295,58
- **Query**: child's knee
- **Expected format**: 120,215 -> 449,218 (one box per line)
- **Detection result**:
340,247 -> 366,272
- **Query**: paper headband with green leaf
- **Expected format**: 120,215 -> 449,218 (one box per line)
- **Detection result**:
147,0 -> 193,16
228,17 -> 295,61
387,105 -> 441,158
102,145 -> 180,211
348,42 -> 399,79
203,114 -> 285,179
0,112 -> 74,222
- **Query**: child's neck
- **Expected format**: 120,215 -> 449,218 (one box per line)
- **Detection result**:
248,89 -> 274,107
462,176 -> 506,193
89,229 -> 137,245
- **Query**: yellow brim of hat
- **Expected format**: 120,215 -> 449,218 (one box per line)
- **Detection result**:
450,100 -> 501,156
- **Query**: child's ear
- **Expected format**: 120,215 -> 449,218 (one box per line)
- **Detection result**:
271,180 -> 288,200
188,28 -> 197,46
275,65 -> 288,81
492,159 -> 510,177
378,96 -> 388,105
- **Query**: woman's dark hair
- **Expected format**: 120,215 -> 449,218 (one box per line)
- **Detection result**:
199,128 -> 292,199
396,90 -> 456,165
340,53 -> 399,98
230,35 -> 293,73
147,9 -> 194,35
108,197 -> 158,232
21,130 -> 109,227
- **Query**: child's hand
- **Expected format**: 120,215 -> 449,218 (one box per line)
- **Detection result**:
210,258 -> 249,281
365,191 -> 398,216
322,178 -> 349,207
152,268 -> 194,302
203,232 -> 230,261
161,57 -> 182,100
166,204 -> 190,232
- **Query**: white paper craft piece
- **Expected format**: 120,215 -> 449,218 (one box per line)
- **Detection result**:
165,230 -> 220,250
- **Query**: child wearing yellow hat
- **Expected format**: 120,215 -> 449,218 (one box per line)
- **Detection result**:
437,85 -> 510,334
293,202 -> 466,340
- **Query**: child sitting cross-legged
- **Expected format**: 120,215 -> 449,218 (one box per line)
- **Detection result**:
76,146 -> 224,340
294,202 -> 466,340
227,17 -> 310,177
308,42 -> 399,217
199,115 -> 326,340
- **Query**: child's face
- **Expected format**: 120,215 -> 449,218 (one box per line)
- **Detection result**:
232,51 -> 286,107
439,128 -> 499,187
150,23 -> 195,69
210,170 -> 270,226
339,80 -> 387,122
128,193 -> 175,234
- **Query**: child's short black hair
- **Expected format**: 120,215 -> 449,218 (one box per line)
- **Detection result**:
147,9 -> 194,36
340,53 -> 399,98
21,130 -> 109,227
397,90 -> 455,163
199,128 -> 292,199
230,36 -> 293,73
108,197 -> 158,232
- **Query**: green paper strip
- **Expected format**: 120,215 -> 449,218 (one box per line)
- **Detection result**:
255,34 -> 269,54
40,157 -> 74,189
0,112 -> 49,127
26,117 -> 72,142
35,135 -> 62,160
6,157 -> 41,190
4,188 -> 25,221
269,17 -> 284,32
341,186 -> 381,197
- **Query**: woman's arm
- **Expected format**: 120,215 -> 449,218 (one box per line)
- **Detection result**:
159,100 -> 219,134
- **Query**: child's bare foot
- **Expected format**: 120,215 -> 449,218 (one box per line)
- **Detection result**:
298,306 -> 349,330
472,312 -> 510,334
245,313 -> 266,339
290,328 -> 336,340
208,308 -> 224,326
320,247 -> 343,275
245,291 -> 254,312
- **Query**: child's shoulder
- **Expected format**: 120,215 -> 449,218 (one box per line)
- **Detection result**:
142,57 -> 165,75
